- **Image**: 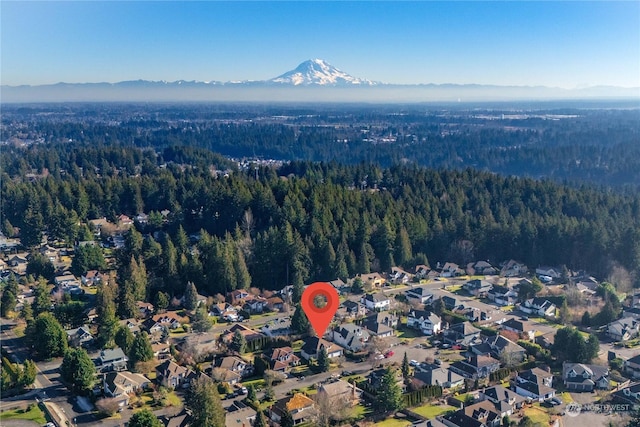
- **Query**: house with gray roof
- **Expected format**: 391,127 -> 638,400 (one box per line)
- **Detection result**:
562,362 -> 610,392
607,317 -> 639,341
514,368 -> 556,402
96,348 -> 128,372
412,365 -> 464,389
332,323 -> 370,352
407,310 -> 442,336
443,321 -> 482,347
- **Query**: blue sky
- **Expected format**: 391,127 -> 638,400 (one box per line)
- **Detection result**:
2,1 -> 639,88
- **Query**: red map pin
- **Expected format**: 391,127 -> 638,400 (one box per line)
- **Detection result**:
301,282 -> 339,338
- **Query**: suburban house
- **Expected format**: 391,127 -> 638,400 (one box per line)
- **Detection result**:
501,319 -> 536,341
269,346 -> 300,372
261,317 -> 292,337
456,306 -> 493,324
479,384 -> 527,411
156,360 -> 193,389
607,317 -> 640,342
221,324 -> 265,344
520,298 -> 557,318
268,393 -> 316,426
412,365 -> 464,390
388,266 -> 413,284
136,301 -> 155,318
143,312 -> 186,333
209,302 -> 237,319
266,296 -> 285,312
225,402 -> 257,427
300,337 -> 344,361
463,279 -> 493,297
405,287 -> 434,305
450,355 -> 501,379
361,293 -> 391,311
471,335 -> 526,363
362,312 -> 396,338
103,371 -> 150,407
500,260 -> 528,277
328,278 -> 347,293
340,300 -> 367,319
466,261 -> 498,276
96,348 -> 128,372
444,399 -> 508,427
356,272 -> 386,288
443,321 -> 482,347
316,379 -> 362,407
81,270 -> 102,286
624,355 -> 640,379
487,285 -> 518,306
414,264 -> 432,280
535,266 -> 561,280
412,420 -> 447,427
117,214 -> 133,226
332,324 -> 370,352
66,325 -> 95,348
611,382 -> 640,406
513,368 -> 556,402
407,310 -> 442,336
562,362 -> 610,392
219,356 -> 254,378
441,296 -> 463,311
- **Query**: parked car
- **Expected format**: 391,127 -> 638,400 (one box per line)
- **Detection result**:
410,359 -> 419,367
550,397 -> 562,406
385,350 -> 394,358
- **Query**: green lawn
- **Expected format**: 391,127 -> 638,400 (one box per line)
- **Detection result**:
397,325 -> 421,339
453,392 -> 472,403
374,418 -> 412,427
559,392 -> 573,403
412,404 -> 456,418
348,404 -> 370,420
523,406 -> 550,425
0,405 -> 48,425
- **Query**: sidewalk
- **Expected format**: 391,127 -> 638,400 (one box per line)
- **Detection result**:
44,401 -> 72,427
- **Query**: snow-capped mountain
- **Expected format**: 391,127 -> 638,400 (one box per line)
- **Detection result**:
269,59 -> 376,86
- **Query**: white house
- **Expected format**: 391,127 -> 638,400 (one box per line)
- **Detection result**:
407,310 -> 442,336
514,368 -> 556,402
332,324 -> 370,352
520,297 -> 556,318
361,293 -> 390,311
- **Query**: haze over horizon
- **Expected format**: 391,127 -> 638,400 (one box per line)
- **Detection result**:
2,1 -> 639,90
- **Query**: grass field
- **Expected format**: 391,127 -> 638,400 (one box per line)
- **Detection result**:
374,418 -> 412,427
0,405 -> 48,425
412,404 -> 456,418
523,405 -> 550,425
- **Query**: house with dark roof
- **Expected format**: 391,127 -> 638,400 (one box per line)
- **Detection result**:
479,384 -> 526,410
407,310 -> 442,336
607,317 -> 639,341
405,287 -> 434,305
520,297 -> 556,317
340,300 -> 367,319
443,321 -> 482,347
450,355 -> 500,379
611,382 -> 640,406
466,261 -> 498,276
412,365 -> 464,390
463,280 -> 493,298
96,348 -> 128,372
413,264 -> 432,280
624,354 -> 640,379
332,324 -> 370,352
389,266 -> 413,284
441,295 -> 463,311
65,325 -> 95,348
562,362 -> 610,392
501,318 -> 535,341
487,285 -> 518,306
471,335 -> 526,363
412,419 -> 448,427
362,311 -> 398,338
444,398 -> 509,427
513,368 -> 555,402
300,337 -> 344,361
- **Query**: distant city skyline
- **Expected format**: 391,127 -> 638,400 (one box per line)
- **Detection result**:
1,1 -> 639,89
